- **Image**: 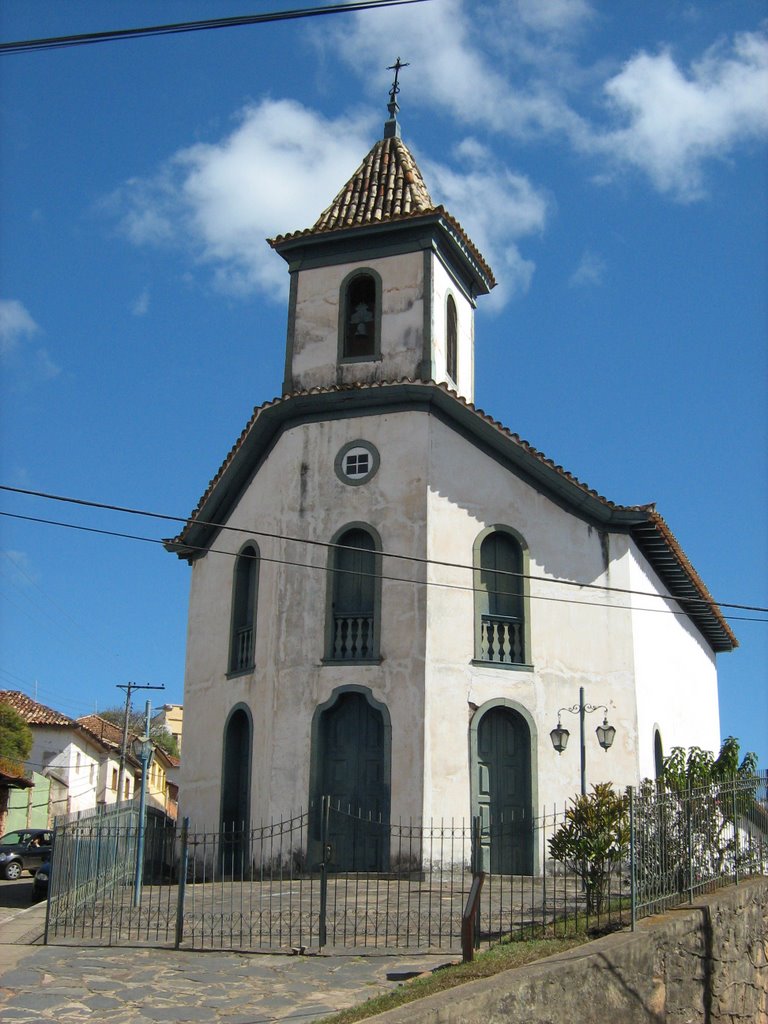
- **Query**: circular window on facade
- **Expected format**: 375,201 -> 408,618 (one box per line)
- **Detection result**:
335,440 -> 380,486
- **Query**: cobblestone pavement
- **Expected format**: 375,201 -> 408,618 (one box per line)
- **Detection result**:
0,900 -> 448,1024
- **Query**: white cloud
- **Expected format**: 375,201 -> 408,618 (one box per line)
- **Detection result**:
569,249 -> 606,287
0,299 -> 38,356
424,145 -> 548,308
113,100 -> 374,301
131,289 -> 150,317
35,348 -> 62,381
113,99 -> 545,308
595,32 -> 768,199
323,0 -> 588,137
515,0 -> 594,36
0,298 -> 61,383
326,3 -> 766,200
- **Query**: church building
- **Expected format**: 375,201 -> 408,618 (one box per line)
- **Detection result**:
165,79 -> 735,873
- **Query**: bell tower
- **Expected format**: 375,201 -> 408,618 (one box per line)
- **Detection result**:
269,63 -> 495,401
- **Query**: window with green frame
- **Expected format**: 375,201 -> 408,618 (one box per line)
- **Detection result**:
476,530 -> 526,665
230,544 -> 259,673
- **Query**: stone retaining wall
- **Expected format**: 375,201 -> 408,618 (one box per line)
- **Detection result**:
368,877 -> 768,1023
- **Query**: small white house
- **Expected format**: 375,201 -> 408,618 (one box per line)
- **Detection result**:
166,100 -> 735,873
1,692 -> 137,818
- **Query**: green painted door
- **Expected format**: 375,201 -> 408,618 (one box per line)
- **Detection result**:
476,707 -> 532,874
220,708 -> 251,874
320,692 -> 389,871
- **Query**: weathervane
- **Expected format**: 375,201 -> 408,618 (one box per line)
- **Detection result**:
384,57 -> 409,139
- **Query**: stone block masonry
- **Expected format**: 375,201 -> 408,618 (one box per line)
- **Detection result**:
363,877 -> 768,1023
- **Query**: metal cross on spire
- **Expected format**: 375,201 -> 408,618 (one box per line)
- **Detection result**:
384,57 -> 409,139
387,57 -> 409,104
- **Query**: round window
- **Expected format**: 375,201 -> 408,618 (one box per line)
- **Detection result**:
334,440 -> 380,486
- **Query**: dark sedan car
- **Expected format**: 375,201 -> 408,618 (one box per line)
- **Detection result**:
32,860 -> 51,897
0,828 -> 53,880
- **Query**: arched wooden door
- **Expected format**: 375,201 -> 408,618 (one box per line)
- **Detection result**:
220,707 -> 251,873
476,706 -> 533,874
317,691 -> 389,871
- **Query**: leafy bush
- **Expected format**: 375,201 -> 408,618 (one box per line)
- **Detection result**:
548,783 -> 629,914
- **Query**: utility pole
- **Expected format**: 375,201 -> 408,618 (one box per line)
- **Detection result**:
116,681 -> 165,804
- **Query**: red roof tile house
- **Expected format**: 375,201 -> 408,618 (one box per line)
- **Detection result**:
0,693 -> 138,818
164,94 -> 734,873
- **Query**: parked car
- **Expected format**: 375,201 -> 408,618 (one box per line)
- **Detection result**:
0,828 -> 53,880
32,860 -> 51,898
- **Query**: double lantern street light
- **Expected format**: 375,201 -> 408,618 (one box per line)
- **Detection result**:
550,686 -> 616,796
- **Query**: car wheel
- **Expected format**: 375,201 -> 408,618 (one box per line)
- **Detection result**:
4,860 -> 22,880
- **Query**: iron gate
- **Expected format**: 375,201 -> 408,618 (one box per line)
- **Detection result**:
44,800 -> 630,952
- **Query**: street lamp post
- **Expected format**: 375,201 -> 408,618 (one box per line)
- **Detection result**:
132,701 -> 154,908
550,686 -> 616,795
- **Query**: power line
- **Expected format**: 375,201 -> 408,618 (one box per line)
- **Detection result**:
0,1 -> 430,55
1,508 -> 766,626
2,483 -> 766,616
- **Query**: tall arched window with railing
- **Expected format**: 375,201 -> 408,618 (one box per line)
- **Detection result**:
229,544 -> 259,673
446,294 -> 458,384
326,526 -> 381,661
474,528 -> 528,665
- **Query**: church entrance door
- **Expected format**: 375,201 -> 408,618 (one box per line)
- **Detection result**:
317,691 -> 389,871
220,707 -> 251,873
476,706 -> 533,874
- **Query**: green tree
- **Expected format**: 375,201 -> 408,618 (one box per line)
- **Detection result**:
548,782 -> 630,915
635,736 -> 761,902
0,702 -> 33,774
98,707 -> 180,759
661,736 -> 757,790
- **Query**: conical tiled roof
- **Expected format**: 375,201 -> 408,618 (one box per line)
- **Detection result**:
312,135 -> 435,231
269,132 -> 496,289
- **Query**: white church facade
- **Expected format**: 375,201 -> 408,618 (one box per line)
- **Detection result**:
166,92 -> 735,873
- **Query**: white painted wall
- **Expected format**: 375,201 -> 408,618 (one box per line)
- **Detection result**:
180,409 -> 432,831
179,401 -> 725,836
628,547 -> 720,778
429,258 -> 475,401
422,415 -> 639,823
28,728 -> 106,816
289,252 -> 425,391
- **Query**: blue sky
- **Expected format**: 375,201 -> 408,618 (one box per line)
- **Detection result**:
1,1 -> 766,768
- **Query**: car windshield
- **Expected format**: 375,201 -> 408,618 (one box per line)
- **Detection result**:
0,831 -> 49,846
0,831 -> 25,845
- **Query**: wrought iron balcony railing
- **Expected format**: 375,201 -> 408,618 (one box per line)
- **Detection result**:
232,626 -> 254,672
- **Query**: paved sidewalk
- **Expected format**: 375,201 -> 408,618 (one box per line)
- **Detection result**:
0,903 -> 448,1024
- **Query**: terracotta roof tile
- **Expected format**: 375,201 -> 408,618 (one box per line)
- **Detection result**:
0,690 -> 74,727
77,714 -> 127,749
269,136 -> 495,289
163,379 -> 735,651
313,136 -> 434,230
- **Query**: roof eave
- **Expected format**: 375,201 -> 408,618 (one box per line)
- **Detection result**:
165,382 -> 735,655
270,212 -> 495,295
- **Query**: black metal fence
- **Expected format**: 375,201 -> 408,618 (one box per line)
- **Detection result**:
44,775 -> 767,954
630,771 -> 768,920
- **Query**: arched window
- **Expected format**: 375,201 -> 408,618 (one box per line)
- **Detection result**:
229,544 -> 259,673
475,529 -> 527,665
446,294 -> 458,383
327,526 -> 381,661
654,729 -> 664,780
341,271 -> 380,359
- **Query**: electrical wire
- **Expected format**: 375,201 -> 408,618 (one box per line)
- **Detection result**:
1,508 -> 766,625
1,484 -> 766,616
0,1 -> 430,55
